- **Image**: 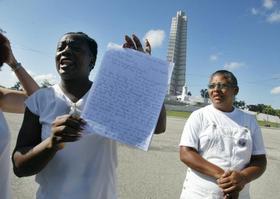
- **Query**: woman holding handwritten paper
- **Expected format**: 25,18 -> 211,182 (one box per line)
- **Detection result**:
0,32 -> 39,199
12,32 -> 166,199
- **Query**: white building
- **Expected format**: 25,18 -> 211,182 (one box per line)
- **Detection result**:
167,11 -> 187,96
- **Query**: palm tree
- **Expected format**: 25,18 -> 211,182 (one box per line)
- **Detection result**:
233,100 -> 246,109
10,82 -> 22,90
200,89 -> 209,98
40,79 -> 53,88
200,89 -> 209,104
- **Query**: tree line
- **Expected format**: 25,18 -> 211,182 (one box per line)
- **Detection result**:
200,89 -> 280,118
3,83 -> 280,118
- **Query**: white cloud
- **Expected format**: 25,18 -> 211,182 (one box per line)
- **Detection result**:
223,62 -> 245,70
251,8 -> 259,15
271,86 -> 280,94
0,67 -> 57,88
34,73 -> 58,85
272,74 -> 280,79
263,0 -> 276,9
209,54 -> 218,61
251,1 -> 280,24
107,42 -> 122,49
267,11 -> 280,23
143,29 -> 165,48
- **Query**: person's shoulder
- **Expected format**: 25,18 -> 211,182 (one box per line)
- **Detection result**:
25,85 -> 57,113
235,108 -> 259,129
195,105 -> 212,114
235,108 -> 256,119
189,105 -> 211,119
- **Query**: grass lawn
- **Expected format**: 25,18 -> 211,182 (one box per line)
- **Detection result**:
257,120 -> 280,128
166,110 -> 191,118
167,110 -> 280,128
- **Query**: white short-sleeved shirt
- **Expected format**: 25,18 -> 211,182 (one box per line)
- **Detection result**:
180,105 -> 266,156
25,84 -> 117,199
0,111 -> 11,199
179,105 -> 266,199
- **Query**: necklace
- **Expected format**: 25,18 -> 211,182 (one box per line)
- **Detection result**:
69,103 -> 81,117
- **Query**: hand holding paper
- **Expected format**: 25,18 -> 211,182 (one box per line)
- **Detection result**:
82,44 -> 172,150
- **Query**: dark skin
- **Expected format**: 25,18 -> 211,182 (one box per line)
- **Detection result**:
0,33 -> 39,113
180,74 -> 266,199
12,33 -> 166,177
180,147 -> 266,199
217,155 -> 266,199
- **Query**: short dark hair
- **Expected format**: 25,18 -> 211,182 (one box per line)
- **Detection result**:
210,70 -> 238,87
64,32 -> 98,65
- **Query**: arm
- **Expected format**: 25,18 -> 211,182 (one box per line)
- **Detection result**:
180,146 -> 225,179
0,88 -> 27,113
0,65 -> 39,113
1,33 -> 39,95
218,154 -> 267,195
12,108 -> 84,177
241,154 -> 267,182
12,108 -> 56,177
154,104 -> 166,134
0,33 -> 39,113
10,63 -> 40,96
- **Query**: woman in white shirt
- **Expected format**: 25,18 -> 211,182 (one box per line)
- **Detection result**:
12,32 -> 166,199
179,70 -> 267,199
0,32 -> 39,199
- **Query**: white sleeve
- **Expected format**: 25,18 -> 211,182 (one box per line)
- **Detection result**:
24,88 -> 49,116
25,90 -> 41,115
179,111 -> 202,151
250,116 -> 266,155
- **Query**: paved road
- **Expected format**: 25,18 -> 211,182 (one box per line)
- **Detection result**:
5,113 -> 280,199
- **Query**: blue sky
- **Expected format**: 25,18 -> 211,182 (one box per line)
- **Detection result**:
0,0 -> 279,109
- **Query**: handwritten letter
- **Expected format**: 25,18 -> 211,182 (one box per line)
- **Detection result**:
81,47 -> 170,151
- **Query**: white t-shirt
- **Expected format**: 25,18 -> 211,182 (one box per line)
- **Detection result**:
25,84 -> 117,199
0,110 -> 11,199
180,104 -> 266,155
179,105 -> 266,199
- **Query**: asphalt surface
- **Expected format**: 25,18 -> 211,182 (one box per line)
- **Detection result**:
5,113 -> 280,199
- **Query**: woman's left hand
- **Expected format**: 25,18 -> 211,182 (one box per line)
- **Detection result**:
217,170 -> 247,195
122,34 -> 151,55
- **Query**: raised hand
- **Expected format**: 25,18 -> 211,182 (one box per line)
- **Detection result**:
122,34 -> 151,55
0,32 -> 17,67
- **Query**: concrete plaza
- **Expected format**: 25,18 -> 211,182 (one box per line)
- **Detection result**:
5,113 -> 280,199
